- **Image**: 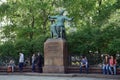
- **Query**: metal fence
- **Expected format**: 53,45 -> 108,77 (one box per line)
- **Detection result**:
68,53 -> 120,67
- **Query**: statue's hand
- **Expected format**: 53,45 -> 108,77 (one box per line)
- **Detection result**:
48,16 -> 51,19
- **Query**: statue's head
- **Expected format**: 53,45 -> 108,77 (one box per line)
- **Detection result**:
59,10 -> 65,15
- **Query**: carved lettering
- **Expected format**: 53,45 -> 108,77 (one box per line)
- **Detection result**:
46,43 -> 60,53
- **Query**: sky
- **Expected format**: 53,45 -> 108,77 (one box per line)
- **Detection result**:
0,0 -> 7,27
0,0 -> 6,5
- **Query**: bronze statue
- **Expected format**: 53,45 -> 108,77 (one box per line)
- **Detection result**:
49,10 -> 73,39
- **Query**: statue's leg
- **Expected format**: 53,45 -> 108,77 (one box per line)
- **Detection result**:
60,27 -> 65,39
51,32 -> 53,38
60,27 -> 63,38
59,27 -> 61,38
56,26 -> 60,38
63,29 -> 66,39
54,26 -> 59,38
50,26 -> 53,38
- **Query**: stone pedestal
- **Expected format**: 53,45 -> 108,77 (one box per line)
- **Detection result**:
43,38 -> 68,73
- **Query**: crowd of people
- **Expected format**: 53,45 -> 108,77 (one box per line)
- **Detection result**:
7,52 -> 118,75
102,54 -> 117,75
7,52 -> 43,73
31,52 -> 43,73
79,54 -> 117,75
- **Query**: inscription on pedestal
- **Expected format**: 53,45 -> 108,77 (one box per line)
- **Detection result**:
46,43 -> 60,53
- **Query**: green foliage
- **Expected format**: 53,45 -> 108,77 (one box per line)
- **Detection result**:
14,39 -> 30,54
108,39 -> 120,53
0,41 -> 17,63
31,35 -> 48,53
0,0 -> 120,64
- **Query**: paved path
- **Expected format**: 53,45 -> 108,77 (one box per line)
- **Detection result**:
0,73 -> 119,80
0,75 -> 117,80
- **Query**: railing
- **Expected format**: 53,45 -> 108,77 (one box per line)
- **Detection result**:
68,55 -> 102,67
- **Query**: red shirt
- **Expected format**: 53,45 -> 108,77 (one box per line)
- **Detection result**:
109,58 -> 116,66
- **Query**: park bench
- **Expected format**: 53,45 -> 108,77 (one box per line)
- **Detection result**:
0,66 -> 120,74
66,66 -> 120,74
0,66 -> 33,72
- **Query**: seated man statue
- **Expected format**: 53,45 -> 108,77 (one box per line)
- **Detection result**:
49,10 -> 73,39
80,56 -> 89,74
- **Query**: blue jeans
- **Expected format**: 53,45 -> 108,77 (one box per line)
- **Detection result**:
80,64 -> 88,73
19,62 -> 24,72
102,64 -> 109,74
109,65 -> 116,75
32,62 -> 35,72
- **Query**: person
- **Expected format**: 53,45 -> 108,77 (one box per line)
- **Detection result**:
102,55 -> 109,74
24,58 -> 30,66
7,59 -> 15,72
19,52 -> 24,72
36,52 -> 43,73
49,10 -> 73,39
109,55 -> 117,75
31,53 -> 36,72
80,56 -> 89,74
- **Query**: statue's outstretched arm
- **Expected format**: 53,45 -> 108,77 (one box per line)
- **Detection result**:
48,15 -> 57,19
65,16 -> 73,21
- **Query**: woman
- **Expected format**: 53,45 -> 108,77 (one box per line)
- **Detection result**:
102,55 -> 109,74
109,55 -> 117,75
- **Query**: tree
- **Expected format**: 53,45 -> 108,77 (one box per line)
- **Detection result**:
0,0 -> 120,65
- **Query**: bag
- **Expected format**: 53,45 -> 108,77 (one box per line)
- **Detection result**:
7,66 -> 12,72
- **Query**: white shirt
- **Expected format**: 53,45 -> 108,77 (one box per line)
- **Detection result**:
19,53 -> 24,63
32,55 -> 36,63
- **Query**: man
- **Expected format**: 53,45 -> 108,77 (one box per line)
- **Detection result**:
36,52 -> 43,73
80,56 -> 89,74
31,53 -> 36,72
19,52 -> 24,72
49,10 -> 73,39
